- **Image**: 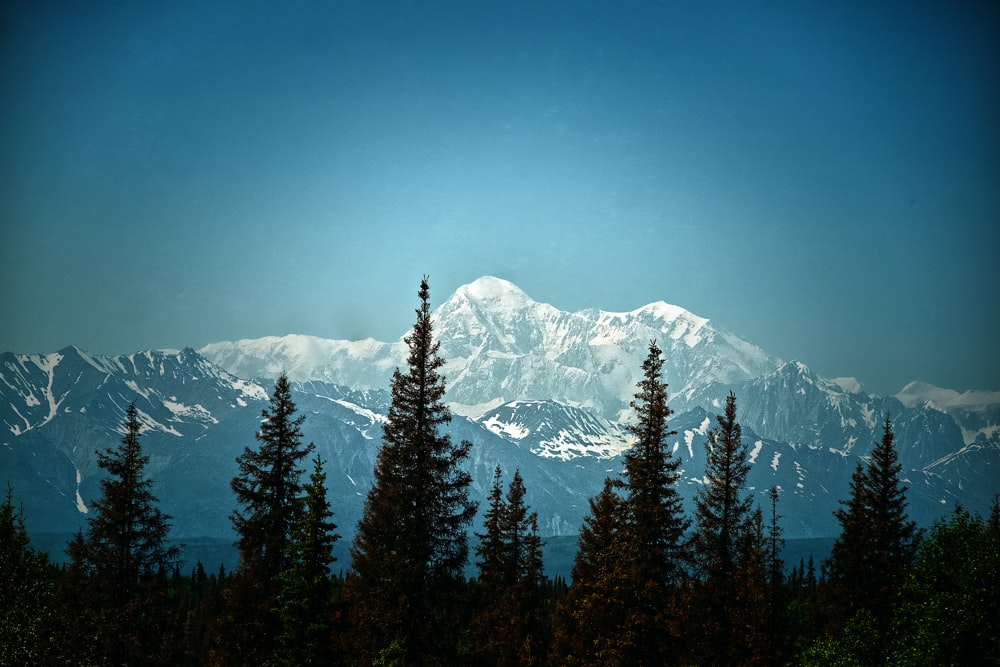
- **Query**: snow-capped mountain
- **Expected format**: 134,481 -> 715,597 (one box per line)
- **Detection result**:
3,277 -> 998,570
477,400 -> 632,460
0,346 -> 613,548
896,381 -> 1000,447
201,276 -> 781,421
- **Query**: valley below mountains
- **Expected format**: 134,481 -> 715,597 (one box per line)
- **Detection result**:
3,277 -> 998,571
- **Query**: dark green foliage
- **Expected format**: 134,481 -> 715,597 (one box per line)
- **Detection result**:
687,391 -> 765,665
0,485 -> 54,666
349,277 -> 476,664
272,455 -> 341,667
76,403 -> 180,586
765,486 -> 789,663
890,505 -> 1000,665
691,391 -> 752,581
37,403 -> 179,664
221,372 -> 315,664
551,340 -> 692,666
618,340 -> 690,663
231,372 -> 314,580
824,414 -> 919,642
471,467 -> 547,666
551,478 -> 629,666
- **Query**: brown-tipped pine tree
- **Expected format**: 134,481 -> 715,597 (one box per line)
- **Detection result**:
688,391 -> 762,665
619,339 -> 690,664
349,277 -> 476,664
825,413 -> 919,642
222,372 -> 314,664
472,467 -> 547,667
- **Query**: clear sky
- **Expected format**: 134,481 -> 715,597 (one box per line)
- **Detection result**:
2,1 -> 998,396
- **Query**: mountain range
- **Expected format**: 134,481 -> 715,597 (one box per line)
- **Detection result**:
3,276 -> 997,570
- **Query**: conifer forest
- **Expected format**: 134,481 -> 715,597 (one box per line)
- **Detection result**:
2,279 -> 998,666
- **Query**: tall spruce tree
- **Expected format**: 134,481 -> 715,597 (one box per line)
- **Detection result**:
349,277 -> 476,664
688,391 -> 760,665
75,403 -> 179,586
619,340 -> 689,664
472,467 -> 547,667
222,372 -> 314,664
825,413 -> 919,642
272,455 -> 340,667
53,403 -> 179,664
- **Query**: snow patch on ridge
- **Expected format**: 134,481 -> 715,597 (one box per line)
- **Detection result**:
482,414 -> 530,440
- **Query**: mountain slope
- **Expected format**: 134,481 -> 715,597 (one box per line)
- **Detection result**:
3,278 -> 997,563
200,276 -> 781,421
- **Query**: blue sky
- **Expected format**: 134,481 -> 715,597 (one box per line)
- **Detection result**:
2,1 -> 998,395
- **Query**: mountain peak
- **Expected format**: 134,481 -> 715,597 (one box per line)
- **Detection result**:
454,276 -> 533,307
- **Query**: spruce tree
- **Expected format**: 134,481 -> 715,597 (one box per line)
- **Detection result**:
76,403 -> 179,587
688,391 -> 759,665
765,485 -> 788,662
231,372 -> 314,578
551,478 -> 629,666
619,340 -> 689,664
472,467 -> 547,666
825,413 -> 920,643
349,277 -> 476,664
0,485 -> 54,666
222,372 -> 314,664
52,403 -> 179,664
272,455 -> 340,667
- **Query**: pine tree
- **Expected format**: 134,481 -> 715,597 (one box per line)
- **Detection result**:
78,403 -> 179,587
619,340 -> 689,664
50,403 -> 179,664
272,455 -> 340,667
688,391 -> 760,665
472,467 -> 547,666
222,372 -> 314,664
475,466 -> 508,593
349,277 -> 477,664
765,485 -> 788,663
825,413 -> 920,644
231,372 -> 314,578
551,478 -> 629,666
0,485 -> 54,666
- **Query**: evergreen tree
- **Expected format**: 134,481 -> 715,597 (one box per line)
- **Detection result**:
231,372 -> 314,578
688,391 -> 760,665
765,485 -> 788,663
825,413 -> 920,644
221,372 -> 314,664
619,340 -> 689,664
46,403 -> 179,664
475,466 -> 507,592
0,485 -> 54,666
891,505 -> 1000,665
77,403 -> 179,586
551,478 -> 629,666
272,455 -> 341,667
472,467 -> 547,666
349,277 -> 477,664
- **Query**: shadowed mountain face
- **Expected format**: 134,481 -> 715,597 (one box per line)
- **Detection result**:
3,278 -> 997,558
